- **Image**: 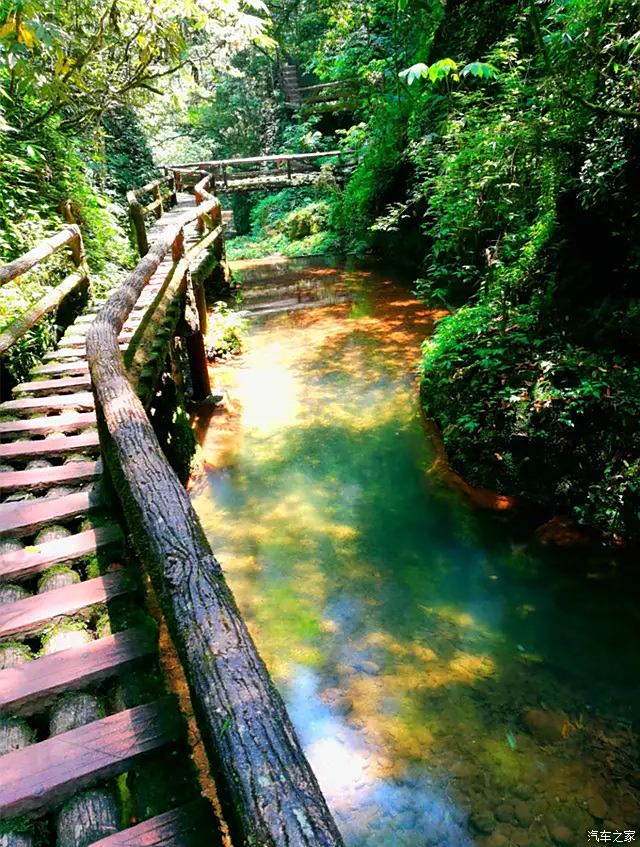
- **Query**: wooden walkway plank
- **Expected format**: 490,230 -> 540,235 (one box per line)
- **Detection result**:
0,486 -> 105,537
0,570 -> 133,639
59,331 -> 134,348
31,361 -> 90,376
0,392 -> 95,416
0,460 -> 101,493
0,698 -> 181,818
13,375 -> 92,395
0,431 -> 100,461
0,412 -> 97,438
0,627 -> 156,716
0,524 -> 123,581
43,345 -> 126,361
88,802 -> 213,846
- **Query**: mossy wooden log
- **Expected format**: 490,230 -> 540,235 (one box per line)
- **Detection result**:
0,226 -> 82,288
0,270 -> 89,356
57,789 -> 120,847
0,716 -> 35,754
51,696 -> 120,846
87,204 -> 344,847
41,622 -> 93,655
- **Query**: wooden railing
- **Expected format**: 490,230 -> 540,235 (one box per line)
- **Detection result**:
0,224 -> 89,356
168,150 -> 341,194
127,174 -> 178,257
87,180 -> 343,847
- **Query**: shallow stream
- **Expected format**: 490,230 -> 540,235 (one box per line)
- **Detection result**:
189,257 -> 639,847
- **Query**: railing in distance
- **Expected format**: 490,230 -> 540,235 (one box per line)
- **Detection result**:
87,173 -> 344,847
0,224 -> 89,357
167,149 -> 341,192
127,174 -> 178,258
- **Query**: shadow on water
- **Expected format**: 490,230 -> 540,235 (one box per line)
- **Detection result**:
190,256 -> 640,846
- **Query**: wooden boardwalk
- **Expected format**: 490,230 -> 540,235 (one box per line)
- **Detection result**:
0,195 -> 216,844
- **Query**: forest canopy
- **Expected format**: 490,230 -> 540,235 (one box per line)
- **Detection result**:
1,0 -> 639,541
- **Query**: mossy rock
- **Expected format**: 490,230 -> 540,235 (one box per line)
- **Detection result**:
0,538 -> 23,556
37,566 -> 81,593
24,459 -> 52,471
57,788 -> 120,847
50,693 -> 105,736
0,717 -> 36,754
34,524 -> 72,545
0,584 -> 30,606
41,621 -> 93,656
0,641 -> 33,670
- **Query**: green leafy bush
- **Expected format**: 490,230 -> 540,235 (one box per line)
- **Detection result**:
421,302 -> 640,539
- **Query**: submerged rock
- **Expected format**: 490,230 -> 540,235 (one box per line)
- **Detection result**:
514,800 -> 533,827
523,708 -> 571,743
470,810 -> 497,834
550,824 -> 574,845
586,793 -> 608,820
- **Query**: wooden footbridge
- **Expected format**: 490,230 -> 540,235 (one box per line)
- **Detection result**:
166,150 -> 342,199
0,163 -> 344,846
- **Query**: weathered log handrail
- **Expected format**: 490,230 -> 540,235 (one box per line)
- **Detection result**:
87,196 -> 344,847
0,224 -> 89,356
168,151 -> 341,196
0,225 -> 84,288
167,150 -> 340,170
127,175 -> 178,258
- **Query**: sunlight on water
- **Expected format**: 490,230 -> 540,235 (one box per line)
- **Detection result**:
190,257 -> 640,846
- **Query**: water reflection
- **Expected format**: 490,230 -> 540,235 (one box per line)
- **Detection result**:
191,257 -> 640,846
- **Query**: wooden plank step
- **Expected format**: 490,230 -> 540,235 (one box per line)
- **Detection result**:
31,360 -> 90,377
0,431 -> 100,461
59,331 -> 134,348
42,343 -> 128,360
0,460 -> 101,493
0,392 -> 95,416
14,375 -> 92,395
0,412 -> 96,438
0,486 -> 105,537
0,698 -> 181,819
43,347 -> 87,360
0,627 -> 156,716
0,524 -> 123,582
0,570 -> 133,639
88,802 -> 213,846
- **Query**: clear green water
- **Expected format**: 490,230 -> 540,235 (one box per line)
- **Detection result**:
190,257 -> 640,847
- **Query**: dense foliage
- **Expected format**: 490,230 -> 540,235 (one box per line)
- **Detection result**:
204,0 -> 639,541
2,0 -> 639,540
0,0 -> 270,382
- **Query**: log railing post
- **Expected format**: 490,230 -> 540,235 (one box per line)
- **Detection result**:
127,192 -> 149,257
153,183 -> 164,219
194,183 -> 205,236
173,169 -> 182,193
168,174 -> 177,208
172,228 -> 185,263
68,225 -> 85,268
287,159 -> 292,181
